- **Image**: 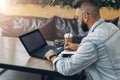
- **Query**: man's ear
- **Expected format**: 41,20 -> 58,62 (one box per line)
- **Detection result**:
83,13 -> 89,22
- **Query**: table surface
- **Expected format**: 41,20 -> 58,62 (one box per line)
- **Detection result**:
0,37 -> 63,76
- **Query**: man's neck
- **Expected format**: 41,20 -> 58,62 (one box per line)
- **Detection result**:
88,17 -> 100,29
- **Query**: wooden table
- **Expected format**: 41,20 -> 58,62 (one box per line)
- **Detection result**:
0,37 -> 64,79
0,37 -> 83,80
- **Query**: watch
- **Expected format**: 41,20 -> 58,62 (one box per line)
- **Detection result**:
49,54 -> 57,61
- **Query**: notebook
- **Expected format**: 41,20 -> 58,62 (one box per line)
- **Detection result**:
19,29 -> 64,59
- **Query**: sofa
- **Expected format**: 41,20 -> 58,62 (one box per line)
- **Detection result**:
0,13 -> 119,43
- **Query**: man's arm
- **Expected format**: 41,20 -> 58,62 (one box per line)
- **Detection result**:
45,40 -> 97,76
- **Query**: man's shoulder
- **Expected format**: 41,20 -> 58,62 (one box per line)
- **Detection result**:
81,33 -> 102,46
85,22 -> 119,43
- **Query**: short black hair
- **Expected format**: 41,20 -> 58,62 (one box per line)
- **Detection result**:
73,0 -> 99,9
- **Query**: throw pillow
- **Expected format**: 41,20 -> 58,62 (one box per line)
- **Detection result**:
39,16 -> 57,41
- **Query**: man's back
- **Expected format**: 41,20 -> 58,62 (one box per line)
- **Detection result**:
84,19 -> 120,80
104,30 -> 120,79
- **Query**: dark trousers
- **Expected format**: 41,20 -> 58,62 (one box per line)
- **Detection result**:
45,70 -> 86,80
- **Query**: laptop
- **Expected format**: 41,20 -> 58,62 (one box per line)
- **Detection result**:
19,29 -> 64,59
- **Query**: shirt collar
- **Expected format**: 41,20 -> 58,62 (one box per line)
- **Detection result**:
88,18 -> 105,33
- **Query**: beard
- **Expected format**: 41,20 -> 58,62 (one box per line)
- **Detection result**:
80,19 -> 89,32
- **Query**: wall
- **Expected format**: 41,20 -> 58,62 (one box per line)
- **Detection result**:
0,4 -> 120,20
100,7 -> 120,20
0,4 -> 75,18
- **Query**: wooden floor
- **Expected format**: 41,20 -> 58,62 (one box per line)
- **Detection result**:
0,69 -> 42,80
0,68 -> 83,80
0,69 -> 65,80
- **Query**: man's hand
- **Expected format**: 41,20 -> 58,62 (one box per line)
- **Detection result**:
64,43 -> 79,51
45,50 -> 57,62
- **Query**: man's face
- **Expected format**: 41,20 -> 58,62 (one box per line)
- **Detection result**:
80,18 -> 89,32
75,8 -> 89,32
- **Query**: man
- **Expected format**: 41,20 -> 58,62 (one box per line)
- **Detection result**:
45,0 -> 120,80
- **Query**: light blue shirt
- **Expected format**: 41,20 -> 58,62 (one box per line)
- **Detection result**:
53,18 -> 120,80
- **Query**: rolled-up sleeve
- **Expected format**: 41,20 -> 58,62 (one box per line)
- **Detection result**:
53,39 -> 98,76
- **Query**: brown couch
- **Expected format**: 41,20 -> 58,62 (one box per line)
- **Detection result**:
0,13 -> 87,42
0,13 -> 119,43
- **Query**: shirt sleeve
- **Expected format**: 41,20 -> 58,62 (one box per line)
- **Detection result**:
53,38 -> 98,76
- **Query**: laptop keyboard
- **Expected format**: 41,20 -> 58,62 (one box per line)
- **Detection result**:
53,47 -> 64,55
34,46 -> 64,59
44,46 -> 64,55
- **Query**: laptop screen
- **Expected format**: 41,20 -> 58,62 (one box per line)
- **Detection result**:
19,29 -> 47,53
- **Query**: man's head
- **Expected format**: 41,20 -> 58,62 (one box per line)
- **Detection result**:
73,0 -> 100,31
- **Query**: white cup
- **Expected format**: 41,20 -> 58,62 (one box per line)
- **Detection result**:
64,33 -> 73,44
